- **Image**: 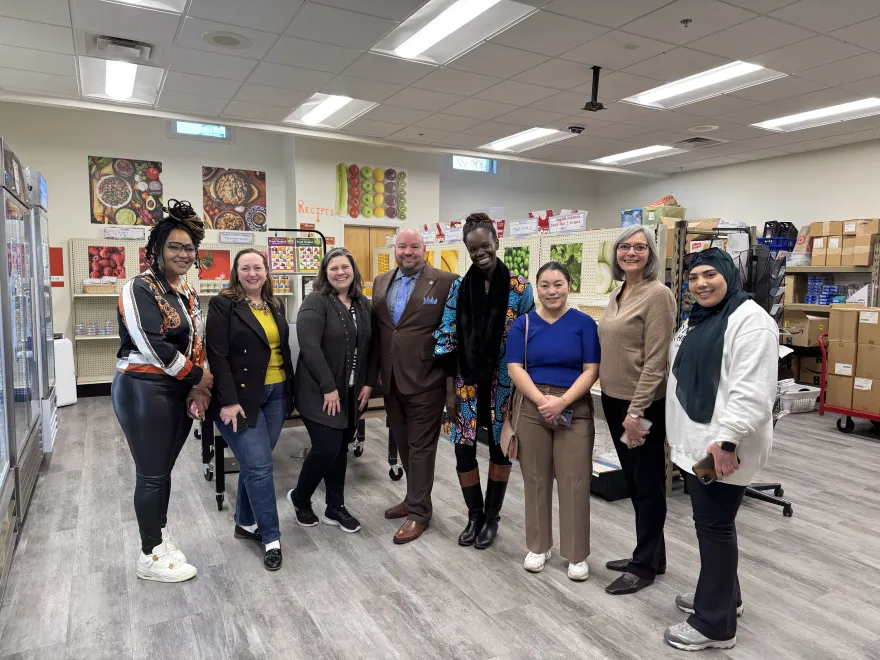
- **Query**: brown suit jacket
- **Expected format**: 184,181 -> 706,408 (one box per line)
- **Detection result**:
372,264 -> 458,396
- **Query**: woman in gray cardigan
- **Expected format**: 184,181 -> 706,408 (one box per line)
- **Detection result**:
288,248 -> 377,533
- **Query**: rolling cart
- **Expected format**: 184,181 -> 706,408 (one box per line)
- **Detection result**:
818,332 -> 880,433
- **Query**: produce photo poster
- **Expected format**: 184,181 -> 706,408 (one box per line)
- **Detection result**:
503,246 -> 529,280
198,249 -> 231,281
596,240 -> 623,294
336,163 -> 407,221
138,247 -> 148,274
88,246 -> 126,279
549,243 -> 582,294
89,156 -> 163,225
203,167 -> 267,231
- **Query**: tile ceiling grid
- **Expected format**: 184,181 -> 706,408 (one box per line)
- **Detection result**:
1,0 -> 880,171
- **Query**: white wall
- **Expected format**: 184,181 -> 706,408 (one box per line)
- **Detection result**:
595,138 -> 880,228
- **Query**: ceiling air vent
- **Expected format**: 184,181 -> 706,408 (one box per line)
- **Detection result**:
673,136 -> 728,149
93,36 -> 153,63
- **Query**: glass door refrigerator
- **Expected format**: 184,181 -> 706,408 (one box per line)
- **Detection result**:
25,169 -> 57,461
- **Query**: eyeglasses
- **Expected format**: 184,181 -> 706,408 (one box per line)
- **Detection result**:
685,247 -> 722,266
617,243 -> 648,254
166,242 -> 197,255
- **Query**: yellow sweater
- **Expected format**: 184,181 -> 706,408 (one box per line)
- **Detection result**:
250,306 -> 286,385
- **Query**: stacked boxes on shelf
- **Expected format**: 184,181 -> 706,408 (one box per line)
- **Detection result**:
855,308 -> 880,416
825,305 -> 880,414
803,276 -> 827,304
811,219 -> 878,267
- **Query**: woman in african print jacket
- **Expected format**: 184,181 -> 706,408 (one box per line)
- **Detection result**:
434,213 -> 534,550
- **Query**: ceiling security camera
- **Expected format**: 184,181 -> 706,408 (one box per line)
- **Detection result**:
568,124 -> 586,135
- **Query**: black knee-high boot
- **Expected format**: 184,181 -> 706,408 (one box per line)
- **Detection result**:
458,468 -> 484,546
474,463 -> 511,549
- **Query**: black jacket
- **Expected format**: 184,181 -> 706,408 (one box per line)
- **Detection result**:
205,295 -> 294,427
294,292 -> 377,429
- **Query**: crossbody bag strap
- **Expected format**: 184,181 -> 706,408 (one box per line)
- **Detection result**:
511,312 -> 529,433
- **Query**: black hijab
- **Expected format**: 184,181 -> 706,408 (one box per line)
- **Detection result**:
672,249 -> 751,423
456,258 -> 510,386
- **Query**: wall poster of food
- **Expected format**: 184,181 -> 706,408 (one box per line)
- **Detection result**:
88,245 -> 126,279
336,163 -> 407,221
549,243 -> 582,293
202,167 -> 267,231
503,246 -> 529,280
596,240 -> 624,294
440,249 -> 459,274
198,249 -> 231,280
89,156 -> 163,225
138,247 -> 149,274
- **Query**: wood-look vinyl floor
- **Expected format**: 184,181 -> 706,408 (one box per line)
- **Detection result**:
0,397 -> 878,660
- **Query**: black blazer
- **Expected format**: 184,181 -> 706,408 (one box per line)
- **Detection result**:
294,291 -> 377,430
205,295 -> 294,428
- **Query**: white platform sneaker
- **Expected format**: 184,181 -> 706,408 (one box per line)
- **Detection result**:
137,543 -> 197,583
567,561 -> 590,582
524,550 -> 551,573
163,533 -> 186,564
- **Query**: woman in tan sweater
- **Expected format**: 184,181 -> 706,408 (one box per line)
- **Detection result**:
598,225 -> 676,596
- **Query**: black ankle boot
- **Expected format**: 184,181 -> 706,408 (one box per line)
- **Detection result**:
474,464 -> 511,550
458,469 -> 484,546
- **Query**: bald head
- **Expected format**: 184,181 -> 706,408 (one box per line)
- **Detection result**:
394,228 -> 426,274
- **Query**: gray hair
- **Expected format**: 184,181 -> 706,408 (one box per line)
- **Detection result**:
611,225 -> 660,281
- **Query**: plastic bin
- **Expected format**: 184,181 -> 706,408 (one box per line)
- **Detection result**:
778,385 -> 820,414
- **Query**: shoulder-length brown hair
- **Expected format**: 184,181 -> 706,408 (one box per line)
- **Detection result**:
220,248 -> 280,308
312,247 -> 363,298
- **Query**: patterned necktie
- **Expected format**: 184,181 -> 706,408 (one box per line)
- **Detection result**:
393,276 -> 413,325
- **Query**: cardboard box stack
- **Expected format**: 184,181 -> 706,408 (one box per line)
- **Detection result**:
825,305 -> 861,409
811,220 -> 877,267
854,307 -> 880,416
781,310 -> 826,347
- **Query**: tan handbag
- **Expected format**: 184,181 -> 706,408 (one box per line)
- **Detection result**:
501,313 -> 528,460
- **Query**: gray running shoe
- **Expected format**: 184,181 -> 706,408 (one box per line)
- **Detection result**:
664,622 -> 736,651
676,592 -> 744,616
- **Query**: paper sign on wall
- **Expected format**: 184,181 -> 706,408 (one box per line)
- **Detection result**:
444,227 -> 463,242
219,231 -> 254,244
509,218 -> 539,237
548,212 -> 587,234
104,226 -> 146,240
420,230 -> 437,244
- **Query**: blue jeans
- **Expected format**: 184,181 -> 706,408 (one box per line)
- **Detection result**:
217,382 -> 287,544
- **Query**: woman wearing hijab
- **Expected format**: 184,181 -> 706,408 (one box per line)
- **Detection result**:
664,248 -> 777,652
434,212 -> 534,549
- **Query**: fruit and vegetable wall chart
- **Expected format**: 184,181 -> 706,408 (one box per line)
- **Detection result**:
203,167 -> 267,231
336,163 -> 407,220
89,156 -> 163,225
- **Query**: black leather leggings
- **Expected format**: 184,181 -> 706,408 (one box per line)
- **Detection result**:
112,372 -> 193,554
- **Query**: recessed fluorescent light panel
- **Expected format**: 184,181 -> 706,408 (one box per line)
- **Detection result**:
372,0 -> 535,65
284,93 -> 377,129
591,145 -> 689,166
752,98 -> 880,132
623,61 -> 786,110
109,0 -> 187,11
79,56 -> 163,105
480,127 -> 575,153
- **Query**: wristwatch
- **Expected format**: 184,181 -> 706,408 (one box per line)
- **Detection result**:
719,441 -> 737,452
627,413 -> 640,420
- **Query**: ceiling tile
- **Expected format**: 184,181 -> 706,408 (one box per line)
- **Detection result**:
829,16 -> 880,52
727,148 -> 791,160
177,17 -> 278,59
560,31 -> 671,70
518,143 -> 579,160
751,36 -> 865,74
675,94 -> 760,117
341,117 -> 407,137
770,0 -> 880,33
622,0 -> 756,44
266,37 -> 362,74
599,101 -> 661,123
412,69 -> 501,96
163,71 -> 242,98
715,103 -> 788,125
534,91 -> 594,115
233,83 -> 311,108
513,59 -> 600,90
544,0 -> 677,28
473,80 -> 560,106
626,110 -> 697,130
446,43 -> 550,79
287,4 -> 396,50
840,75 -> 880,97
580,122 -> 652,140
0,0 -> 70,26
321,75 -> 402,102
0,17 -> 73,55
766,87 -> 864,114
223,100 -> 291,122
722,0 -> 798,11
728,75 -> 825,102
0,45 -> 74,77
188,0 -> 304,34
314,0 -> 425,21
170,47 -> 257,81
0,67 -> 78,97
572,72 -> 664,103
431,133 -> 492,148
493,107 -> 567,127
442,98 -> 519,120
464,120 -> 530,139
569,137 -> 649,159
415,113 -> 482,131
157,90 -> 224,115
490,11 -> 608,57
342,53 -> 435,85
384,87 -> 463,111
390,126 -> 450,143
72,0 -> 181,45
798,53 -> 880,86
711,125 -> 777,141
247,61 -> 335,91
623,48 -> 728,83
687,17 -> 814,60
362,104 -> 432,124
544,114 -> 614,133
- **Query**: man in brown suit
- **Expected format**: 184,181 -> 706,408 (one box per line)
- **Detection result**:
372,228 -> 458,544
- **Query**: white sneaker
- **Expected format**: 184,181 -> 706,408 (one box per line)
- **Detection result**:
136,543 -> 197,583
567,561 -> 590,582
164,534 -> 186,564
524,550 -> 551,573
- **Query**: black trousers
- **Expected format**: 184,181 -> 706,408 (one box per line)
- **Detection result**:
601,393 -> 667,580
685,472 -> 746,641
112,372 -> 193,554
454,384 -> 511,473
294,390 -> 357,510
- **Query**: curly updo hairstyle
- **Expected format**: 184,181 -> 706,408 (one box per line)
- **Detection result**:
462,211 -> 497,243
143,199 -> 206,274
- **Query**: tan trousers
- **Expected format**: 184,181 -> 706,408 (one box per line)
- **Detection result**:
517,386 -> 594,563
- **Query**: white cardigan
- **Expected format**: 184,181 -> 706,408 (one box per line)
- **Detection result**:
666,300 -> 778,486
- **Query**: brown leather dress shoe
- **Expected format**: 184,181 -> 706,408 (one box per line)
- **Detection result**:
384,502 -> 409,519
393,520 -> 425,544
